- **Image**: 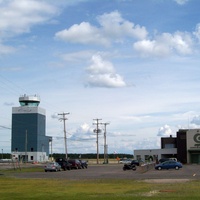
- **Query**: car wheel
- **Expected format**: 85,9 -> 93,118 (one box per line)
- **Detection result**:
175,166 -> 179,170
158,167 -> 162,170
45,170 -> 47,172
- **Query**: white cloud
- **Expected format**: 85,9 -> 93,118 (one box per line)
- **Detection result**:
55,11 -> 148,47
133,39 -> 170,57
174,0 -> 189,5
55,22 -> 110,46
87,54 -> 115,74
133,32 -> 193,57
70,123 -> 96,140
0,0 -> 58,38
85,54 -> 127,88
97,11 -> 148,40
157,125 -> 173,136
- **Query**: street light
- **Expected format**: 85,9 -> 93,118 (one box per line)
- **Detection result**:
1,149 -> 3,159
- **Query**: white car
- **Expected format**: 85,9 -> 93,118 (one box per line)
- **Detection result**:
119,159 -> 132,164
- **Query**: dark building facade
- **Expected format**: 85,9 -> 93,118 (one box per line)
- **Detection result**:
11,95 -> 51,162
176,130 -> 187,164
177,129 -> 200,164
161,135 -> 177,149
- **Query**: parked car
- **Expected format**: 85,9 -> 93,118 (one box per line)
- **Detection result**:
155,160 -> 182,170
68,159 -> 82,169
55,158 -> 72,170
79,160 -> 88,169
119,158 -> 132,164
44,162 -> 61,172
130,160 -> 140,166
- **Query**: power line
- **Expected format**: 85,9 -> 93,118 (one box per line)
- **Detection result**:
58,112 -> 70,159
0,125 -> 11,130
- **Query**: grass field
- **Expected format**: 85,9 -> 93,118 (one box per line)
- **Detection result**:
0,167 -> 200,199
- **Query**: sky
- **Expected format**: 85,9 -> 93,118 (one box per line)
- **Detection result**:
1,0 -> 200,156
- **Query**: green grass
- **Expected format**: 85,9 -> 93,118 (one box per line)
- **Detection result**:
0,174 -> 200,200
0,166 -> 200,199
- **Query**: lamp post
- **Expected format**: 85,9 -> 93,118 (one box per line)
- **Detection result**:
1,149 -> 3,159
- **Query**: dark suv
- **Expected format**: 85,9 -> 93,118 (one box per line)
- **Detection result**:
55,158 -> 72,171
68,159 -> 82,169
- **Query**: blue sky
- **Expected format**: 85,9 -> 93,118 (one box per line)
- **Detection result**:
1,0 -> 200,155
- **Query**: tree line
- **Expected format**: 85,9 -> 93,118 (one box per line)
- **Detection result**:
52,153 -> 133,160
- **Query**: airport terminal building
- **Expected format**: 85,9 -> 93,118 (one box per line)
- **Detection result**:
134,129 -> 200,164
11,95 -> 52,162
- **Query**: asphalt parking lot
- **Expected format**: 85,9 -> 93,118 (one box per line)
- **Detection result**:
4,163 -> 200,181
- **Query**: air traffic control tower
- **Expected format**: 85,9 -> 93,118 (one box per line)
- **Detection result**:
11,95 -> 52,162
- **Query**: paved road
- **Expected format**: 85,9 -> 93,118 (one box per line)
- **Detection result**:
5,164 -> 200,181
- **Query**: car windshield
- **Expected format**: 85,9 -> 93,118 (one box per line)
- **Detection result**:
162,161 -> 175,165
47,162 -> 56,166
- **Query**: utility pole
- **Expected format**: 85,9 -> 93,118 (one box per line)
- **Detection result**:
93,118 -> 102,164
100,122 -> 110,164
58,112 -> 70,159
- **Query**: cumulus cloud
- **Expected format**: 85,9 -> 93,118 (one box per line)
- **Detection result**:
174,0 -> 189,5
85,54 -> 127,88
0,0 -> 58,38
55,11 -> 148,47
70,123 -> 96,140
157,125 -> 173,136
55,22 -> 110,46
133,32 -> 193,57
0,0 -> 59,56
97,11 -> 148,40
